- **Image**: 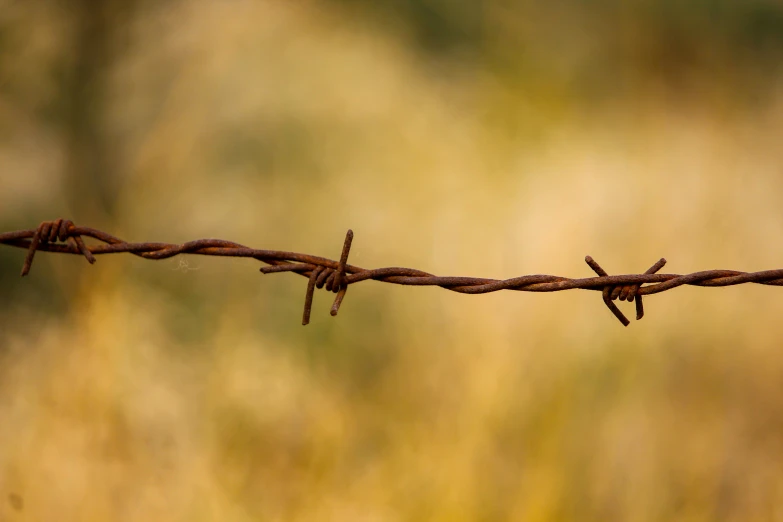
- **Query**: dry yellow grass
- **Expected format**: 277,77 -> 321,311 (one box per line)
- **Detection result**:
2,1 -> 783,520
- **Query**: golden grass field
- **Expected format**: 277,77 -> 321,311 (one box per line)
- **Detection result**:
2,1 -> 783,520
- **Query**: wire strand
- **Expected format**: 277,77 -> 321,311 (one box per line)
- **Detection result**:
3,219 -> 783,326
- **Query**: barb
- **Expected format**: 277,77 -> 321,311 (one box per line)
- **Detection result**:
3,219 -> 783,326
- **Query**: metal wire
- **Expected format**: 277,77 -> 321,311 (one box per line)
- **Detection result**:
3,219 -> 783,326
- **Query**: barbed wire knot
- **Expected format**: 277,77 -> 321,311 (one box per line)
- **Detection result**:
21,219 -> 95,276
585,256 -> 666,326
297,229 -> 353,325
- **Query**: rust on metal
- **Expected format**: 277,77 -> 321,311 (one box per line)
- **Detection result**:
585,256 -> 668,325
3,219 -> 783,326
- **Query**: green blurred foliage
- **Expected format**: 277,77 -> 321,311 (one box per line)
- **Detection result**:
334,0 -> 783,94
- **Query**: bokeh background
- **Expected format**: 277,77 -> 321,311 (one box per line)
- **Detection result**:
2,1 -> 783,520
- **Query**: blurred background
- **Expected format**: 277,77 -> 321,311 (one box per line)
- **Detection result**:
2,0 -> 783,520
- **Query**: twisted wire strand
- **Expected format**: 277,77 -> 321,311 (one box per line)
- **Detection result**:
2,219 -> 783,326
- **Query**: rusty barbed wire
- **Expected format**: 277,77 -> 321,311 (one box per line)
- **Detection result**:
3,219 -> 783,326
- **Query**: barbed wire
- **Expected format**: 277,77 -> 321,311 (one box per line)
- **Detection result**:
2,219 -> 783,326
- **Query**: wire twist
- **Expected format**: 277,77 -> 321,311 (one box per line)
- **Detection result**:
3,218 -> 783,326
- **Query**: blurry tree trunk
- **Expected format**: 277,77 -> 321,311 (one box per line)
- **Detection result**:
62,0 -> 136,225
